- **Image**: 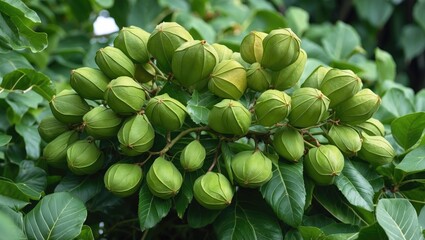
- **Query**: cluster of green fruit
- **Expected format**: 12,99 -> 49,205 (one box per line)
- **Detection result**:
38,22 -> 395,210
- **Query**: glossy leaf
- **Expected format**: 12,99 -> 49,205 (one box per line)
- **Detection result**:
375,88 -> 415,124
375,48 -> 396,82
0,52 -> 32,77
351,161 -> 384,192
322,21 -> 361,60
138,183 -> 172,231
187,90 -> 220,125
15,119 -> 41,159
0,210 -> 26,240
396,145 -> 425,174
75,225 -> 94,240
298,226 -> 326,239
376,198 -> 424,240
174,171 -> 202,219
354,0 -> 394,27
187,201 -> 222,229
0,133 -> 12,146
15,160 -> 46,200
0,179 -> 30,208
335,160 -> 374,211
213,190 -> 283,240
415,89 -> 425,112
246,9 -> 287,33
391,112 -> 425,150
24,192 -> 87,240
55,174 -> 103,203
260,160 -> 306,227
0,69 -> 54,101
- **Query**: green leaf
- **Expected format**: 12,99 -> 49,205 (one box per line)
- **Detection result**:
375,48 -> 396,82
357,223 -> 388,240
0,69 -> 55,101
335,159 -> 374,211
187,90 -> 220,125
354,0 -> 394,27
0,210 -> 26,240
351,161 -> 384,192
213,190 -> 283,240
245,9 -> 287,33
75,225 -> 94,240
298,226 -> 326,239
391,112 -> 425,150
93,0 -> 114,8
0,179 -> 30,208
376,198 -> 424,240
138,183 -> 172,231
174,13 -> 216,43
285,7 -> 309,36
0,0 -> 42,24
396,146 -> 425,174
0,52 -> 32,77
0,133 -> 12,146
400,25 -> 425,61
187,200 -> 222,228
24,192 -> 87,240
127,0 -> 162,31
174,171 -> 202,219
415,89 -> 425,112
14,160 -> 47,200
321,21 -> 361,60
413,0 -> 425,31
260,160 -> 306,227
419,206 -> 425,230
15,119 -> 41,159
55,174 -> 103,203
221,143 -> 234,184
159,0 -> 189,11
375,88 -> 415,124
314,186 -> 371,226
285,229 -> 303,240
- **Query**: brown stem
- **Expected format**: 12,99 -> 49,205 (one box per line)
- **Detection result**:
208,141 -> 222,172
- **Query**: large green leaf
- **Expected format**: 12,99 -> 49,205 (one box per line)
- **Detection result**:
415,89 -> 425,112
285,7 -> 309,36
413,0 -> 425,31
419,206 -> 425,230
174,171 -> 202,219
321,21 -> 361,60
375,88 -> 415,124
15,116 -> 41,159
260,160 -> 306,227
24,192 -> 87,240
335,160 -> 374,211
213,190 -> 283,240
396,146 -> 425,174
0,178 -> 30,209
138,183 -> 172,231
0,0 -> 42,24
314,186 -> 371,226
187,90 -> 220,125
0,52 -> 32,77
245,9 -> 287,33
354,0 -> 394,27
187,200 -> 222,228
376,198 -> 424,240
375,48 -> 396,82
357,223 -> 388,240
55,174 -> 103,203
0,210 -> 26,240
75,225 -> 94,240
0,69 -> 55,101
14,160 -> 47,200
351,161 -> 384,192
298,226 -> 325,239
391,112 -> 425,150
0,133 -> 12,146
400,25 -> 425,61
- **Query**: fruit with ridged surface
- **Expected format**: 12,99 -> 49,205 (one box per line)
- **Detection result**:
95,46 -> 135,79
208,99 -> 251,135
145,93 -> 187,131
304,145 -> 344,185
231,150 -> 272,188
273,126 -> 305,162
67,139 -> 104,175
180,140 -> 206,172
104,163 -> 143,197
208,59 -> 247,100
117,114 -> 154,156
104,76 -> 145,115
49,89 -> 90,124
255,89 -> 291,126
193,172 -> 234,210
83,106 -> 122,139
146,157 -> 183,199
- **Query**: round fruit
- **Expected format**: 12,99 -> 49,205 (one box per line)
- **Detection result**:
240,31 -> 267,64
357,133 -> 395,166
70,67 -> 110,100
49,89 -> 90,124
38,116 -> 69,142
67,139 -> 104,175
104,163 -> 143,197
208,59 -> 247,100
320,69 -> 363,107
304,145 -> 344,185
272,49 -> 307,90
83,106 -> 122,139
255,89 -> 291,126
272,126 -> 305,162
146,157 -> 183,199
208,99 -> 251,135
95,46 -> 135,79
104,76 -> 145,115
193,172 -> 234,210
118,114 -> 155,156
327,125 -> 362,156
114,26 -> 150,64
180,140 -> 206,172
145,93 -> 187,131
334,89 -> 381,124
43,130 -> 79,168
231,150 -> 272,188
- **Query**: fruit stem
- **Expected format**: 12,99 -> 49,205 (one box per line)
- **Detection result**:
208,141 -> 222,172
148,60 -> 166,79
303,140 -> 316,148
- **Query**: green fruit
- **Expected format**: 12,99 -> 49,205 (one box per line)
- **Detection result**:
255,89 -> 291,126
114,26 -> 150,63
193,172 -> 234,210
134,63 -> 156,83
145,93 -> 187,131
304,145 -> 344,185
320,69 -> 363,107
172,40 -> 218,88
83,106 -> 122,139
301,65 -> 331,89
327,125 -> 361,156
43,131 -> 79,168
95,46 -> 135,79
38,116 -> 69,142
104,163 -> 143,197
67,139 -> 104,175
357,133 -> 395,166
272,127 -> 304,162
180,140 -> 206,172
146,157 -> 183,199
246,62 -> 272,92
288,87 -> 330,128
334,89 -> 381,124
147,22 -> 193,73
49,89 -> 90,124
70,67 -> 110,100
118,114 -> 154,156
231,151 -> 272,188
104,76 -> 146,115
208,59 -> 247,100
355,118 -> 385,136
261,28 -> 301,71
208,99 -> 251,135
240,31 -> 267,64
212,43 -> 233,62
231,52 -> 250,68
272,49 -> 307,90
